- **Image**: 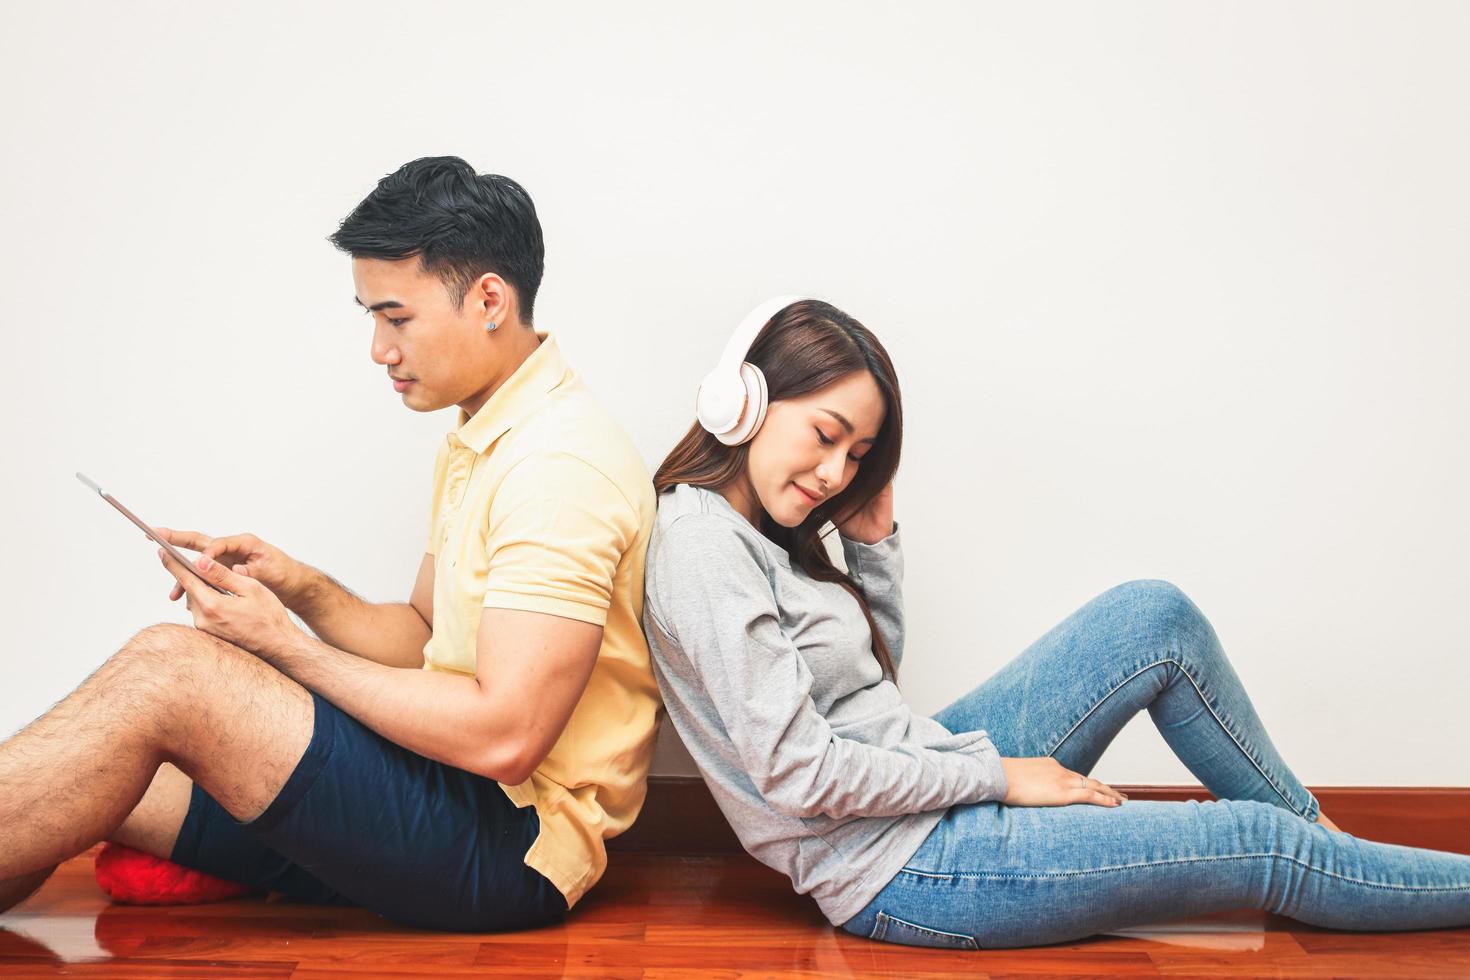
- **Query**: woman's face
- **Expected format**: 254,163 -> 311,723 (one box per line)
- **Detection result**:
743,370 -> 886,527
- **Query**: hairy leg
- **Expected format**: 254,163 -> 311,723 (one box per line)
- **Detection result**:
110,762 -> 194,857
0,624 -> 313,884
0,865 -> 55,914
0,763 -> 194,914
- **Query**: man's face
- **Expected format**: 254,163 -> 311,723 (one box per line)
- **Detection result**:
352,256 -> 500,414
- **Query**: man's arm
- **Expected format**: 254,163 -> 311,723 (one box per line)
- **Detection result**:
262,606 -> 601,783
289,554 -> 435,670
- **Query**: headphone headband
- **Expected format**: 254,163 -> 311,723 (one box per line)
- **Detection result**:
713,294 -> 816,374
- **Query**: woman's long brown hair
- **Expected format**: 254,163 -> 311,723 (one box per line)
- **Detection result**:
653,300 -> 904,680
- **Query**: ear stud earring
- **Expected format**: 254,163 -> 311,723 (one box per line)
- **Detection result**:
485,320 -> 498,332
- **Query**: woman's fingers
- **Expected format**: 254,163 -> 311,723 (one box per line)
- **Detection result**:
1070,773 -> 1127,806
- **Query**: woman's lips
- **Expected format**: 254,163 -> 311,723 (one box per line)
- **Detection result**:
794,483 -> 821,504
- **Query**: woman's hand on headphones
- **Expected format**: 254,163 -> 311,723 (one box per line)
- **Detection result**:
835,480 -> 895,545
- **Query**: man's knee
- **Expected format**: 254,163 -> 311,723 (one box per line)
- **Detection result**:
120,622 -> 212,663
103,624 -> 285,731
113,624 -> 248,688
109,627 -> 313,818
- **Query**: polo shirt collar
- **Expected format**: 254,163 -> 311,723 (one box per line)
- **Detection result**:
449,329 -> 569,453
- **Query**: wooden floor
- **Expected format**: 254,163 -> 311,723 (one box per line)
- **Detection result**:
4,846 -> 1470,977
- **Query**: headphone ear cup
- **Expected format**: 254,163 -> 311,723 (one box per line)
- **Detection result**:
719,361 -> 768,446
696,369 -> 744,436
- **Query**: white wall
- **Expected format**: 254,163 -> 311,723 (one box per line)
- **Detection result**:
2,1 -> 1466,785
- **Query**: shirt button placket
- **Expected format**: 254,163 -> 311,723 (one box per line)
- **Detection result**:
444,440 -> 472,569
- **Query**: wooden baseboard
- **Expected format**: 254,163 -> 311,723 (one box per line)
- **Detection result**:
609,776 -> 1470,856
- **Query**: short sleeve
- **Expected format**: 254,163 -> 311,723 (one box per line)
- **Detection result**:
425,439 -> 451,556
481,452 -> 639,627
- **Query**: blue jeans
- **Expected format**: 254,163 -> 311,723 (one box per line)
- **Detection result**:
841,579 -> 1470,948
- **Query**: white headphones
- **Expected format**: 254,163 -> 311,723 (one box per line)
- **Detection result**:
696,295 -> 815,446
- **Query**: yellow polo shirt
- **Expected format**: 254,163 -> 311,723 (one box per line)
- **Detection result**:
421,329 -> 658,908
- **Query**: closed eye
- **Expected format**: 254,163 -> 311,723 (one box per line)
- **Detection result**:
815,428 -> 864,463
364,309 -> 410,328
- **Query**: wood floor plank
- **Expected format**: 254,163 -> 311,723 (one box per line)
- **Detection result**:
3,847 -> 1470,977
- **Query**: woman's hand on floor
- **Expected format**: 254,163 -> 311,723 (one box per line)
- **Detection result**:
1000,757 -> 1128,808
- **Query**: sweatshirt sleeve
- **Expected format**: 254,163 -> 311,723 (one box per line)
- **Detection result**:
839,522 -> 905,670
647,515 -> 1006,820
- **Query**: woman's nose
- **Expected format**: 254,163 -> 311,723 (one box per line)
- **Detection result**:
815,456 -> 841,488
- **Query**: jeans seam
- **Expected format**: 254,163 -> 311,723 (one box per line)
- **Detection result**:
872,910 -> 978,949
897,868 -> 956,880
1047,655 -> 1308,818
899,853 -> 1470,893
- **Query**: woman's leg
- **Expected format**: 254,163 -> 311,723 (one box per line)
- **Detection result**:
933,578 -> 1320,821
843,797 -> 1470,948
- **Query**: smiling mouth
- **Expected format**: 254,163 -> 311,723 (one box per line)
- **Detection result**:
795,484 -> 824,503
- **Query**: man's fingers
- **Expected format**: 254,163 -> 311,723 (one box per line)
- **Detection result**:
202,535 -> 251,565
155,527 -> 212,552
157,547 -> 201,604
188,550 -> 249,597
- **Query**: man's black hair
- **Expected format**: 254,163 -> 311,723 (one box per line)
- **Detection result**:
328,156 -> 545,321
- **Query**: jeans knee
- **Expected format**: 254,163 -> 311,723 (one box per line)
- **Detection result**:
1214,797 -> 1316,853
1109,579 -> 1213,648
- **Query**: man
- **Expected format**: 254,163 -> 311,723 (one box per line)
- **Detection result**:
0,156 -> 661,930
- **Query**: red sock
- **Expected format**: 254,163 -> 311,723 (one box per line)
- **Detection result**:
94,842 -> 254,905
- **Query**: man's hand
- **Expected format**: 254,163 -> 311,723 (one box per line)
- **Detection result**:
157,547 -> 301,659
154,528 -> 308,609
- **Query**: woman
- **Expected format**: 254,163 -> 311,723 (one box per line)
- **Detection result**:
640,296 -> 1470,949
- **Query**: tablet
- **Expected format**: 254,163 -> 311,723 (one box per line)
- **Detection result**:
76,472 -> 233,596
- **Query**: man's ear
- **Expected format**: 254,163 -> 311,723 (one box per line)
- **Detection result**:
471,272 -> 515,327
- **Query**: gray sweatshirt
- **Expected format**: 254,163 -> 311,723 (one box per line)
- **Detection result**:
641,483 -> 1008,925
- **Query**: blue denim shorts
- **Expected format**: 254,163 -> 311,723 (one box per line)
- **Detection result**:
169,689 -> 567,932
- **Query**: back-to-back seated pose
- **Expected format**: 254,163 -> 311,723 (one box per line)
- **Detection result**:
640,296 -> 1470,948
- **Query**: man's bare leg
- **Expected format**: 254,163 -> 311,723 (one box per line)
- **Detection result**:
109,762 -> 194,857
0,623 -> 313,908
0,764 -> 195,914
